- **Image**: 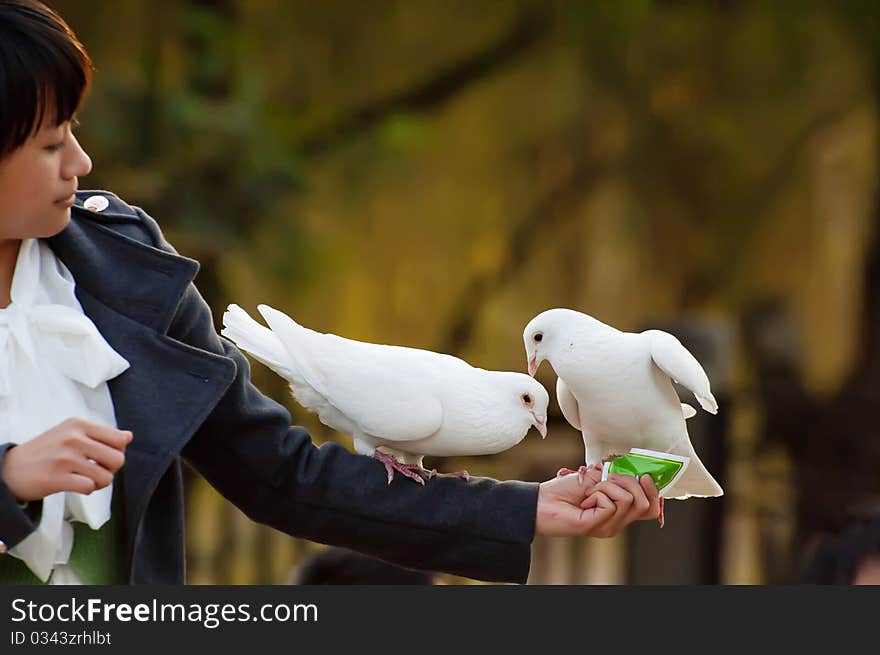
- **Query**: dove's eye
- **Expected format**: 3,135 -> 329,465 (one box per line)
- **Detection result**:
522,393 -> 533,406
534,333 -> 543,343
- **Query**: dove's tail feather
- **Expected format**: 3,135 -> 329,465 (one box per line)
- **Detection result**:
256,304 -> 328,395
696,392 -> 718,415
663,449 -> 723,499
221,304 -> 298,381
257,303 -> 321,339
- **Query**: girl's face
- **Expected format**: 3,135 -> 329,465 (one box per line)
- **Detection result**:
0,117 -> 92,241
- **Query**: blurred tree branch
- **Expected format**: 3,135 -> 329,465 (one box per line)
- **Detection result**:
680,94 -> 870,306
299,7 -> 551,158
439,131 -> 610,356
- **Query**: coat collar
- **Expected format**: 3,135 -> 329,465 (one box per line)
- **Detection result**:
46,208 -> 199,334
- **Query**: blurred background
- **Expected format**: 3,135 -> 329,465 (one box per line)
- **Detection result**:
51,0 -> 880,584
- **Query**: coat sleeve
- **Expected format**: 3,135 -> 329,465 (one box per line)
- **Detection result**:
136,210 -> 540,584
0,444 -> 44,550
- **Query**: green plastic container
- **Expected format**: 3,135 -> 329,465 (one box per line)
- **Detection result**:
600,448 -> 690,493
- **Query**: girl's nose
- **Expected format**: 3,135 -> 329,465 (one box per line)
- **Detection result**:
62,132 -> 92,180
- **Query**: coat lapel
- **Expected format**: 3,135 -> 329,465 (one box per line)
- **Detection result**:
47,216 -> 236,555
46,213 -> 199,333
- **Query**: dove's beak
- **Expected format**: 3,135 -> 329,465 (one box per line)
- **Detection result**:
528,356 -> 539,377
530,412 -> 547,438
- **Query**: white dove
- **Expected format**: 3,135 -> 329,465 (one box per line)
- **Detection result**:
222,304 -> 550,484
523,308 -> 723,523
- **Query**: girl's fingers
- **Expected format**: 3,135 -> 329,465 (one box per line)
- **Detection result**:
578,490 -> 616,532
639,474 -> 662,519
81,421 -> 132,450
579,479 -> 633,509
593,480 -> 638,533
70,458 -> 114,490
61,473 -> 97,495
81,439 -> 126,472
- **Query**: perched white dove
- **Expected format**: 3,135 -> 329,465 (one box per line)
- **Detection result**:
222,304 -> 550,484
523,308 -> 723,523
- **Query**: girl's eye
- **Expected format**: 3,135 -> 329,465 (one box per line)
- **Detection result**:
45,142 -> 64,153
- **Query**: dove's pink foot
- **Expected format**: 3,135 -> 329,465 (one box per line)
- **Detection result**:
556,466 -> 591,485
426,469 -> 470,481
372,450 -> 427,485
658,497 -> 665,528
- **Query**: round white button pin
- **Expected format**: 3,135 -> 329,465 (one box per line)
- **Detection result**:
84,195 -> 109,212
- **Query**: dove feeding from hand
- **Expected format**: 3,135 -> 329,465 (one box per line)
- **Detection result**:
222,304 -> 550,485
523,308 -> 723,523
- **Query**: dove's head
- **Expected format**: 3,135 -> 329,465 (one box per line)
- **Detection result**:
497,372 -> 550,438
523,308 -> 568,377
524,308 -> 598,376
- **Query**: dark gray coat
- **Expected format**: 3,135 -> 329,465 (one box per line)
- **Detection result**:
0,191 -> 539,584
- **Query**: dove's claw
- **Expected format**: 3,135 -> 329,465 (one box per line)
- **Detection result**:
373,451 -> 426,485
557,465 -> 595,485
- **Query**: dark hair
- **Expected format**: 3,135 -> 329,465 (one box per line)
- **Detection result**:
800,514 -> 880,584
0,0 -> 92,157
289,547 -> 436,585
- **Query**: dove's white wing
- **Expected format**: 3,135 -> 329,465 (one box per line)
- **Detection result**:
555,377 -> 582,430
258,305 -> 445,442
645,329 -> 718,414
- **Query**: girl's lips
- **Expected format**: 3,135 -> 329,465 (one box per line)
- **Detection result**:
54,193 -> 76,208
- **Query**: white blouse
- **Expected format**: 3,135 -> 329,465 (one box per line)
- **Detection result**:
0,238 -> 129,584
